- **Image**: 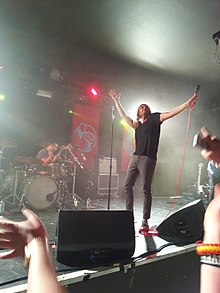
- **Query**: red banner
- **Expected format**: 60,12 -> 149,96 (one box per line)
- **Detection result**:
121,128 -> 135,171
71,104 -> 100,169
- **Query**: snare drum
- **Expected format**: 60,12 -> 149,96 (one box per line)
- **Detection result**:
20,175 -> 58,210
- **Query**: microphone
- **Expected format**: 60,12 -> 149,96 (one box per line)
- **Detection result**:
190,84 -> 200,112
194,85 -> 200,94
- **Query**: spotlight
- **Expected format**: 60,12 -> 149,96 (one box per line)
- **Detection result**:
212,30 -> 220,45
36,90 -> 54,98
0,94 -> 5,101
88,86 -> 100,101
90,87 -> 98,96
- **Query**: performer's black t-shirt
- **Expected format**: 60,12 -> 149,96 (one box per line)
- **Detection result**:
133,112 -> 162,160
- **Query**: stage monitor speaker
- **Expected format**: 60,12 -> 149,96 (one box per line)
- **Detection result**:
56,210 -> 135,268
157,199 -> 205,244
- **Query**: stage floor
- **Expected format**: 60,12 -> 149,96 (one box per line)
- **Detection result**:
0,194 -> 202,292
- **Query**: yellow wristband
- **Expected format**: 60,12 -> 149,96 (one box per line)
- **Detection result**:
196,243 -> 220,255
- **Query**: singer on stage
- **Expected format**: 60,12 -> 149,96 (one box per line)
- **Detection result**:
108,88 -> 198,235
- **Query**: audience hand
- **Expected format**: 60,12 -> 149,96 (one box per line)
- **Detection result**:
108,89 -> 121,101
0,208 -> 47,259
200,127 -> 220,164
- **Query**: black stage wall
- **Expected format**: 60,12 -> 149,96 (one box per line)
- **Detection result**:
66,250 -> 200,293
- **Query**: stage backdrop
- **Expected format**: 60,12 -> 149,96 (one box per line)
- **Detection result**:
71,104 -> 100,169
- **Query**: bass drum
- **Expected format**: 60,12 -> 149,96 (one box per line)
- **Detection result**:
20,175 -> 58,210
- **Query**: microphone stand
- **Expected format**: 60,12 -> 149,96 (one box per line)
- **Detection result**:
107,105 -> 115,210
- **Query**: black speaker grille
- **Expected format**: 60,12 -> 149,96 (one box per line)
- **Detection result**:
56,210 -> 135,267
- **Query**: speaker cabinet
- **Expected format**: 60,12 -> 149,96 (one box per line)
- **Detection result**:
99,157 -> 117,174
98,174 -> 119,196
56,210 -> 135,268
157,199 -> 205,244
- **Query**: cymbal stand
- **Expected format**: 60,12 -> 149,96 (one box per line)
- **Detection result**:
57,175 -> 71,210
67,146 -> 86,207
4,170 -> 25,210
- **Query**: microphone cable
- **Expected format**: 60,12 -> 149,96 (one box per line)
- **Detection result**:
146,85 -> 200,236
163,105 -> 193,220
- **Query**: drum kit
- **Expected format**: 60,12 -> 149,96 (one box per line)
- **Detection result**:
0,139 -> 86,212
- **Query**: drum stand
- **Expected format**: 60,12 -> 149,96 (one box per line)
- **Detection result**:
57,178 -> 70,210
71,162 -> 86,207
69,146 -> 86,206
4,170 -> 25,210
57,146 -> 86,209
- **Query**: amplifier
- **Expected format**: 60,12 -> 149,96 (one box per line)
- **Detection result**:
99,157 -> 117,174
98,174 -> 119,190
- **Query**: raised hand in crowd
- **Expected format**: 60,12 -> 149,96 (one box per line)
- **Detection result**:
0,208 -> 67,293
200,127 -> 220,164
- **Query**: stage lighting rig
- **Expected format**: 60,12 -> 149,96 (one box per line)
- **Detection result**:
212,30 -> 220,64
212,30 -> 220,45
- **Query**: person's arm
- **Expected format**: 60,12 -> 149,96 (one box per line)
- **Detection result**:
196,130 -> 220,293
52,153 -> 61,163
200,183 -> 220,293
27,237 -> 67,293
41,153 -> 54,166
0,208 -> 67,293
160,93 -> 198,122
108,89 -> 135,129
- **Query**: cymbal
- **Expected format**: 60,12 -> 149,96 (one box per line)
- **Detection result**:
0,139 -> 17,148
15,156 -> 41,164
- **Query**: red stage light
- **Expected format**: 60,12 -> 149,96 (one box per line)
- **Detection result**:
90,87 -> 98,96
88,86 -> 100,101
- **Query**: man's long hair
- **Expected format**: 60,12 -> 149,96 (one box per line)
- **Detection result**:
132,104 -> 151,128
